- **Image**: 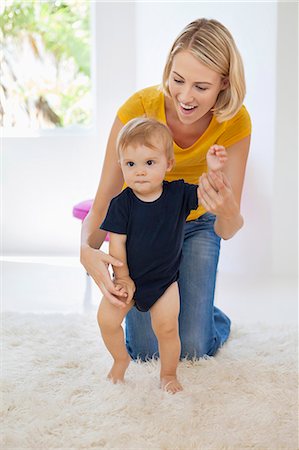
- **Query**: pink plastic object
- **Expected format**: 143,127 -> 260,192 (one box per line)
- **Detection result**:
72,199 -> 93,221
72,199 -> 109,241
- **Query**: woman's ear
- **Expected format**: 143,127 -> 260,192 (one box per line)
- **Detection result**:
220,78 -> 229,91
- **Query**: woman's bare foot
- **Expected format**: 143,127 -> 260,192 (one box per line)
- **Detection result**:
107,355 -> 131,384
160,375 -> 183,394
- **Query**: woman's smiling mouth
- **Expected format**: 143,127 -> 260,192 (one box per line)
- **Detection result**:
178,101 -> 198,114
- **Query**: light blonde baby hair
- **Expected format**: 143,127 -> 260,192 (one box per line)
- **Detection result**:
117,117 -> 174,160
161,18 -> 246,122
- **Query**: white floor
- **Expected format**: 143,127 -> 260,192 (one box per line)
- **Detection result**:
1,251 -> 298,326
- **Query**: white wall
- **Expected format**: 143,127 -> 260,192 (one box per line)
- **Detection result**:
2,2 -> 298,277
272,1 -> 298,276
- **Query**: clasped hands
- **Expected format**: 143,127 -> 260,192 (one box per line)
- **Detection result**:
113,276 -> 136,307
81,246 -> 135,309
197,145 -> 238,219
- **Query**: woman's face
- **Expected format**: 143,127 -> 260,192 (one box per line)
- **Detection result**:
168,50 -> 228,125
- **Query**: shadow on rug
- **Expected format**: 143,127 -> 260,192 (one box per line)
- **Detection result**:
1,312 -> 298,450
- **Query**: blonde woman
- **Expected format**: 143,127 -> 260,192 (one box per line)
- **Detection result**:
80,18 -> 251,361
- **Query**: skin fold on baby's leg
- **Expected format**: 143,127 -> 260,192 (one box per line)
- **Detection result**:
150,282 -> 183,394
97,296 -> 134,383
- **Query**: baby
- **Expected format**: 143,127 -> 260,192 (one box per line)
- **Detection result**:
98,117 -> 227,393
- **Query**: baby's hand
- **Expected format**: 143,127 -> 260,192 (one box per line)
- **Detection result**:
114,283 -> 128,299
114,277 -> 135,305
206,145 -> 228,172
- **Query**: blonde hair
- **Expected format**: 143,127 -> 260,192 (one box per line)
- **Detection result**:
161,18 -> 246,122
117,117 -> 174,160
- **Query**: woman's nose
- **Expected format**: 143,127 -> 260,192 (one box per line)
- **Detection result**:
179,85 -> 194,103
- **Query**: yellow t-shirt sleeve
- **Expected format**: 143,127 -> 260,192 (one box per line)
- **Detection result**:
217,105 -> 252,148
117,91 -> 146,124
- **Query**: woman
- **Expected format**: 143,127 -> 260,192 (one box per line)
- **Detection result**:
80,18 -> 251,360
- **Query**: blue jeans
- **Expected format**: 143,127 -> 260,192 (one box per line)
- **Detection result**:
125,212 -> 231,361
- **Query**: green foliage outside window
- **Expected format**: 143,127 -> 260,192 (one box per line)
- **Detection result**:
0,0 -> 91,129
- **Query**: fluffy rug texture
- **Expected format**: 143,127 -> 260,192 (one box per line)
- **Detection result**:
1,312 -> 298,450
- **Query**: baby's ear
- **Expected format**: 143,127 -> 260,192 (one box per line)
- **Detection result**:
166,158 -> 175,171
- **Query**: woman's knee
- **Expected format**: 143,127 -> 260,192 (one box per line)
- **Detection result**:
180,334 -> 219,359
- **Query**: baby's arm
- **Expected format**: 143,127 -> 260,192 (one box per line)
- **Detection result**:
109,233 -> 135,306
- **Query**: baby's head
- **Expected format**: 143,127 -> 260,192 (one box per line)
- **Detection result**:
116,118 -> 174,196
117,117 -> 174,161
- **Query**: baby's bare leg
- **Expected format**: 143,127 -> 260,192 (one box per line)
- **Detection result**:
150,282 -> 183,394
97,297 -> 134,383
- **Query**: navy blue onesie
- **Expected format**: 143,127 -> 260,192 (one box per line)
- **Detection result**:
100,180 -> 198,312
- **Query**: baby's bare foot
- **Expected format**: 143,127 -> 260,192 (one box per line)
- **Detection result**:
107,355 -> 131,384
160,375 -> 183,394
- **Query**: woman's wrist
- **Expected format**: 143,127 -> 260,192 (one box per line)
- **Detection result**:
80,242 -> 92,267
80,242 -> 90,252
214,210 -> 244,240
83,228 -> 106,251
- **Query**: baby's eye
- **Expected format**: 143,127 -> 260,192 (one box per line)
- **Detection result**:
146,160 -> 155,166
127,161 -> 134,167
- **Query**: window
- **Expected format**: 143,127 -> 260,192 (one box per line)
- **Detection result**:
0,0 -> 91,131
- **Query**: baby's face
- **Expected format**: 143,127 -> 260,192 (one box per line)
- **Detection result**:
119,141 -> 173,198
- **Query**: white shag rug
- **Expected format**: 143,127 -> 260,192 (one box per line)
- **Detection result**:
1,312 -> 298,450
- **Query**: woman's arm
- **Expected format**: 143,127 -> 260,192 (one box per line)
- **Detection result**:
81,116 -> 124,249
80,116 -> 128,305
198,135 -> 251,240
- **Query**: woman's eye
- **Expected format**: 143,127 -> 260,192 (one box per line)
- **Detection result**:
195,86 -> 207,91
174,78 -> 183,84
146,160 -> 154,166
127,162 -> 134,167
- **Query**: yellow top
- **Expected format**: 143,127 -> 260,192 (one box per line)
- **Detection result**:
117,85 -> 252,221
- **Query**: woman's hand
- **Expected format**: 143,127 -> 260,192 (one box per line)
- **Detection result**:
80,245 -> 129,308
198,171 -> 239,219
